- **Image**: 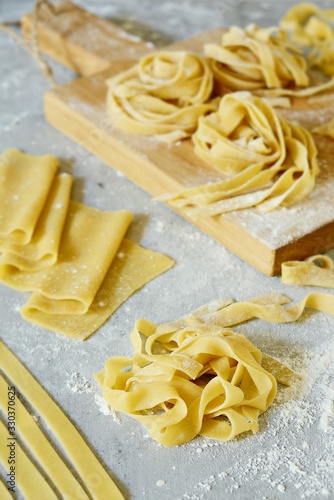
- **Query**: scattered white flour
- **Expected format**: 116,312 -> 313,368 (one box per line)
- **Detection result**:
66,372 -> 94,393
95,394 -> 121,423
177,340 -> 334,499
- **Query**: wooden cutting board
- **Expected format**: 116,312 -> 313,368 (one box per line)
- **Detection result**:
21,3 -> 334,276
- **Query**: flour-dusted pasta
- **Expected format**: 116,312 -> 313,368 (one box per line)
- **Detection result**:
204,24 -> 334,97
0,149 -> 58,245
0,201 -> 134,314
165,92 -> 319,216
282,254 -> 334,288
0,173 -> 73,271
106,51 -> 217,142
22,239 -> 174,339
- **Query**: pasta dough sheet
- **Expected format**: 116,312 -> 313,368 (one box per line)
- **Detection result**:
0,149 -> 58,245
0,173 -> 73,271
0,341 -> 125,500
0,201 -> 134,315
22,239 -> 174,339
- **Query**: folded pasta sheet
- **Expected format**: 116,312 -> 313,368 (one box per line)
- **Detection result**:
22,239 -> 174,339
0,173 -> 73,270
0,201 -> 133,314
0,149 -> 58,244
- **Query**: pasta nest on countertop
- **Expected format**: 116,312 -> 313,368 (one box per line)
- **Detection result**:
95,317 -> 277,447
106,50 -> 217,143
166,91 -> 319,217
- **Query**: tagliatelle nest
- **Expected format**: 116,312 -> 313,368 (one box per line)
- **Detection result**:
165,92 -> 319,217
280,3 -> 334,77
95,314 -> 277,446
106,51 -> 217,143
205,24 -> 310,93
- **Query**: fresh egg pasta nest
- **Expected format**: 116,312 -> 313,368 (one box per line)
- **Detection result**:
280,3 -> 334,77
205,24 -> 310,93
96,319 -> 277,447
166,91 -> 319,216
106,51 -> 216,142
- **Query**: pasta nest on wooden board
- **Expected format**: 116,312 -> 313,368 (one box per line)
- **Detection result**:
165,92 -> 319,217
106,51 -> 217,143
280,3 -> 334,77
204,24 -> 310,93
95,318 -> 277,447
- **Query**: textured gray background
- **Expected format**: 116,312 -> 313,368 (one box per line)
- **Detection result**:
0,1 -> 333,499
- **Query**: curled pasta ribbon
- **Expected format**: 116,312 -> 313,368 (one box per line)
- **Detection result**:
280,3 -> 334,77
204,24 -> 334,97
166,92 -> 319,217
106,51 -> 216,143
312,118 -> 334,140
282,254 -> 334,288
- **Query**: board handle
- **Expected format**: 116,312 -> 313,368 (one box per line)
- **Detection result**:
21,2 -> 151,77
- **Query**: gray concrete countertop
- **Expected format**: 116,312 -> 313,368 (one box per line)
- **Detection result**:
0,1 -> 333,499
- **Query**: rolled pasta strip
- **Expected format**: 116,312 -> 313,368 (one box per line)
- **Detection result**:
282,254 -> 334,288
166,92 -> 319,216
0,173 -> 73,271
0,201 -> 133,315
0,149 -> 58,245
312,118 -> 334,139
280,3 -> 334,76
106,51 -> 217,142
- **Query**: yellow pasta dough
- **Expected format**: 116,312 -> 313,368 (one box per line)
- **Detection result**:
0,173 -> 73,271
204,24 -> 334,97
96,290 -> 334,446
312,118 -> 334,139
0,149 -> 58,245
166,92 -> 319,216
106,51 -> 217,142
22,238 -> 174,339
280,3 -> 334,76
0,341 -> 125,500
0,201 -> 133,315
282,254 -> 334,288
